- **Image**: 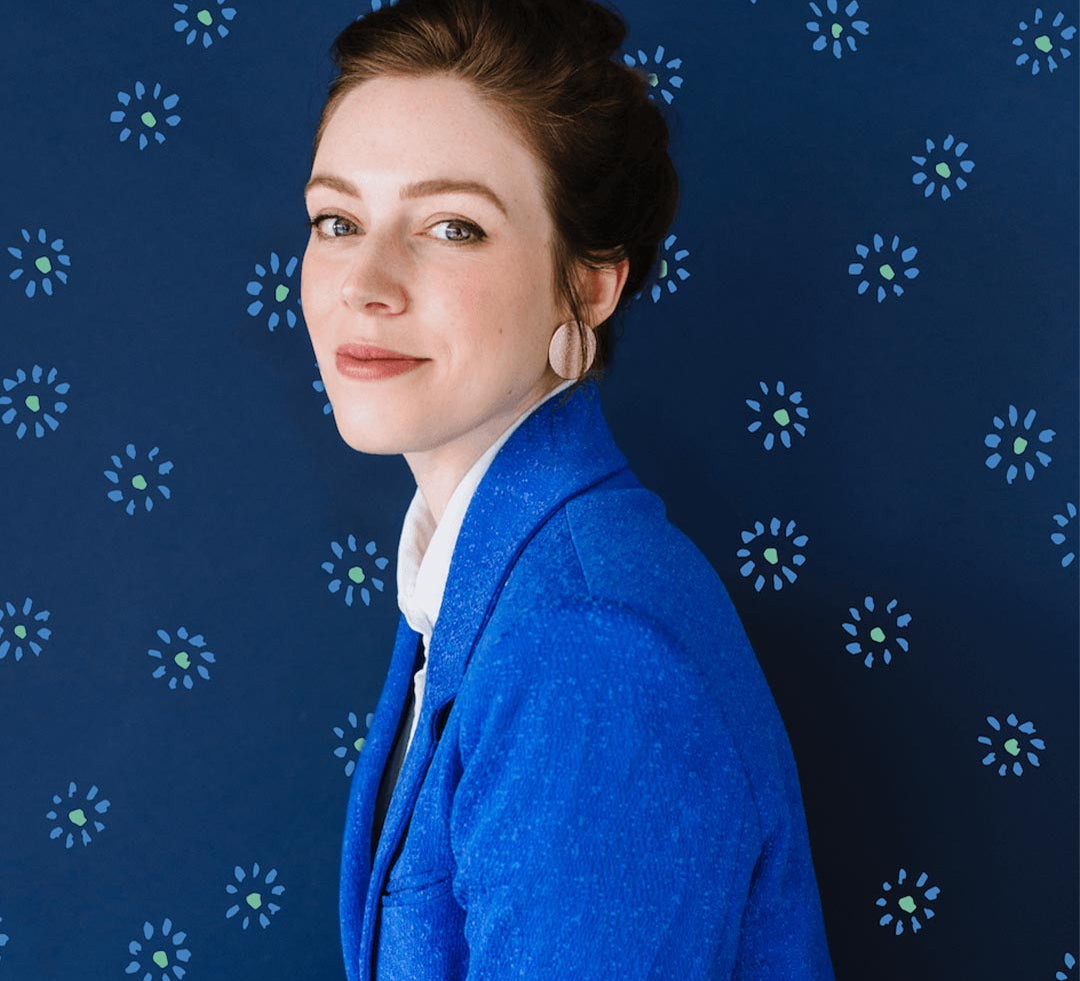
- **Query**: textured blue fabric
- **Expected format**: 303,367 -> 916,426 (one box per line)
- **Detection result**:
339,379 -> 836,980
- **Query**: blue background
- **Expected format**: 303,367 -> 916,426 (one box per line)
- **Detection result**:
0,1 -> 1076,978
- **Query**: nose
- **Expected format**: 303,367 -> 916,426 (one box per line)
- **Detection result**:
340,230 -> 408,313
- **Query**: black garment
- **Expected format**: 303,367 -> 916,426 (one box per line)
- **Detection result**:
370,636 -> 425,864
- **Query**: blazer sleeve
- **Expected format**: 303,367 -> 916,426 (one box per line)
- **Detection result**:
448,597 -> 765,980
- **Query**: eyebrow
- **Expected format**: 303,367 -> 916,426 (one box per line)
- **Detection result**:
303,173 -> 509,219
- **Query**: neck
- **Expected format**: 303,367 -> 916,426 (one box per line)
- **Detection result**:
405,375 -> 569,525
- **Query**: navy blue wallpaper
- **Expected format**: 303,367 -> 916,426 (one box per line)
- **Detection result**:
1,1 -> 1076,978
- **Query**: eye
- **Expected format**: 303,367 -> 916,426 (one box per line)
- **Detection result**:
305,213 -> 488,245
306,214 -> 355,239
430,219 -> 487,244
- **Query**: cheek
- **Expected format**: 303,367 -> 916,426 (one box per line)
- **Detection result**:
450,274 -> 488,320
449,260 -> 535,335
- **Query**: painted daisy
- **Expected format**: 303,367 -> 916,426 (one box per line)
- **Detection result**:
875,867 -> 940,935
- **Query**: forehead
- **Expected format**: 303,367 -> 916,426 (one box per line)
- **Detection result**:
312,74 -> 545,221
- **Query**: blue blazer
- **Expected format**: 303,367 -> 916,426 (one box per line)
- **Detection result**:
340,379 -> 835,981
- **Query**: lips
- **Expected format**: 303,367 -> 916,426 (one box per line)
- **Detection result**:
336,343 -> 425,361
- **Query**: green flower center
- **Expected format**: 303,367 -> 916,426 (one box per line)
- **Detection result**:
35,256 -> 52,274
772,408 -> 790,426
935,161 -> 951,179
1034,34 -> 1052,53
275,283 -> 290,302
348,566 -> 365,584
246,892 -> 262,909
197,8 -> 213,26
25,394 -> 40,412
879,263 -> 895,281
14,623 -> 27,639
354,736 -> 365,752
153,950 -> 169,969
869,626 -> 886,643
831,22 -> 843,39
1013,436 -> 1028,454
131,473 -> 148,491
174,650 -> 191,670
141,111 -> 157,128
68,808 -> 87,827
898,895 -> 916,914
646,72 -> 658,88
1004,738 -> 1021,757
762,547 -> 779,565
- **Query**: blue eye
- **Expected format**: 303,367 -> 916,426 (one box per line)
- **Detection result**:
305,214 -> 487,245
431,219 -> 487,244
306,214 -> 355,238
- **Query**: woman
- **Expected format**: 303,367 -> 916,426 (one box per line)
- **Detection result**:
300,0 -> 836,978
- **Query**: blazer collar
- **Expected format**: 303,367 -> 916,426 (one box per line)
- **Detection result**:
421,376 -> 629,708
340,377 -> 631,980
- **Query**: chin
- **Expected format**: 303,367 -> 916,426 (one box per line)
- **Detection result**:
334,422 -> 409,457
326,395 -> 450,457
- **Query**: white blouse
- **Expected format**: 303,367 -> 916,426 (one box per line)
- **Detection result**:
395,379 -> 576,756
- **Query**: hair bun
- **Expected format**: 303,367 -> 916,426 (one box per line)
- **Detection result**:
520,0 -> 625,61
573,1 -> 626,60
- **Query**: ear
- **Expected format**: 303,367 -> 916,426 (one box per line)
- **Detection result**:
568,257 -> 630,327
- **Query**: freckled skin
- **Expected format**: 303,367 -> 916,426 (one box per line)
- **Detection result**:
301,74 -> 627,523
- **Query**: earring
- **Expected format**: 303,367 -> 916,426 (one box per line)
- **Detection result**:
548,320 -> 597,380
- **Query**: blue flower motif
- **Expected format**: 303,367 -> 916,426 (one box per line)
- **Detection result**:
622,44 -> 683,105
173,0 -> 237,48
125,916 -> 192,980
332,711 -> 375,777
1056,951 -> 1077,981
225,863 -> 285,929
876,867 -> 940,935
848,232 -> 920,302
104,443 -> 175,515
745,379 -> 809,450
842,595 -> 912,668
1050,501 -> 1077,568
1012,8 -> 1076,76
911,134 -> 975,201
0,915 -> 9,961
109,80 -> 181,150
978,712 -> 1046,776
983,403 -> 1055,484
737,517 -> 808,592
312,360 -> 333,416
323,536 -> 389,608
0,596 -> 51,663
148,626 -> 216,690
7,226 -> 71,298
0,364 -> 70,439
46,781 -> 111,848
633,232 -> 690,303
806,0 -> 871,59
245,251 -> 300,331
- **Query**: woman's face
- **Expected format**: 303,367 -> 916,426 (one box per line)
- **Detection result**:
301,73 -> 569,471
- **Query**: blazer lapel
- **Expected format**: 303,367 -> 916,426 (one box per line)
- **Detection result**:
421,378 -> 631,710
339,611 -> 422,981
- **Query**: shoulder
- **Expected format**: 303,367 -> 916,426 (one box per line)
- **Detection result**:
469,479 -> 802,832
492,479 -> 752,678
462,593 -> 751,772
473,593 -> 693,690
